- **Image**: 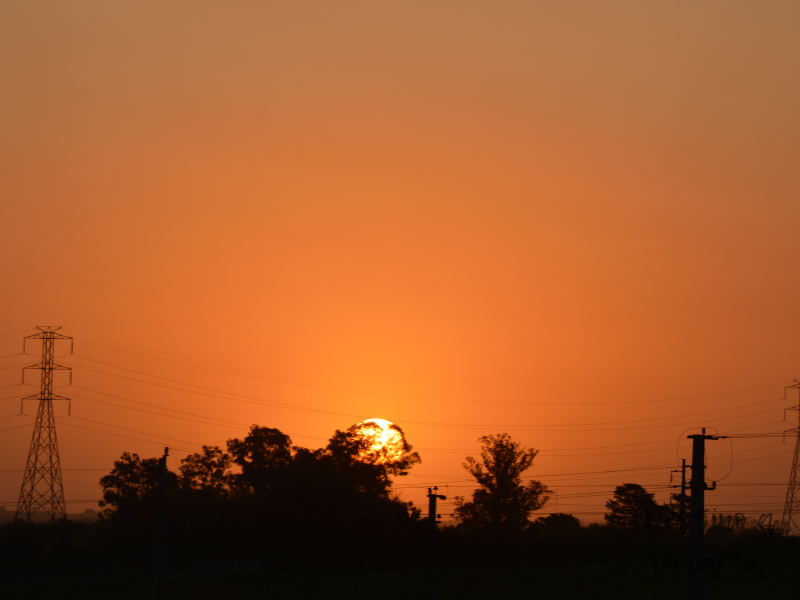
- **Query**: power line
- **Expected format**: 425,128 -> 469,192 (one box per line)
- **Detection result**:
58,390 -> 729,458
66,385 -> 788,460
0,329 -> 35,338
0,361 -> 36,371
61,359 -> 370,422
64,385 -> 721,451
50,401 -> 709,486
69,385 -> 252,426
0,420 -> 33,434
726,420 -> 791,433
70,337 -> 487,403
705,483 -> 791,486
61,357 -> 788,433
1,392 -> 41,405
57,420 -> 197,453
67,387 -> 327,441
66,403 -> 688,459
421,438 -> 678,453
0,499 -> 100,505
711,494 -> 787,498
68,416 -> 204,449
0,469 -> 109,472
69,392 -> 256,430
64,329 -> 789,406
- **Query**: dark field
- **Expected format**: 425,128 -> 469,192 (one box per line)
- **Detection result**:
4,515 -> 799,599
4,558 -> 799,600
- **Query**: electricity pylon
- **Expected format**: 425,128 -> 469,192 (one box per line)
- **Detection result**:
781,379 -> 800,535
15,326 -> 72,524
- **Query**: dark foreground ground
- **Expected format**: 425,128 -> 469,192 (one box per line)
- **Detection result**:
3,559 -> 799,600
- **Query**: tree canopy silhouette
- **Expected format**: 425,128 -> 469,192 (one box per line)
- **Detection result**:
532,512 -> 581,529
227,426 -> 293,498
180,444 -> 234,496
662,490 -> 690,534
99,452 -> 178,522
97,422 -> 426,567
604,483 -> 661,529
324,421 -> 421,494
454,433 -> 550,531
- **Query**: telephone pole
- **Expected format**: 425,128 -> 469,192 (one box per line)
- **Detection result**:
155,447 -> 169,600
15,326 -> 72,524
781,380 -> 800,535
687,428 -> 723,600
671,458 -> 687,534
426,486 -> 446,600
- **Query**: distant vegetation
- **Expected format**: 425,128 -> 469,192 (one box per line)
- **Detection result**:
1,428 -> 798,598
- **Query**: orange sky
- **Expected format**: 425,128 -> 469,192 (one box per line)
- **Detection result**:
2,1 -> 800,523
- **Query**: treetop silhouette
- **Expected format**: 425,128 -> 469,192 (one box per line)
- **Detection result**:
454,433 -> 550,531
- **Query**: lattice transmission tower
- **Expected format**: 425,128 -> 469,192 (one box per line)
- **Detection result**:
15,326 -> 72,523
782,379 -> 800,535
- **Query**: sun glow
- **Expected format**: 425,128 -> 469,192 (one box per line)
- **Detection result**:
357,418 -> 405,464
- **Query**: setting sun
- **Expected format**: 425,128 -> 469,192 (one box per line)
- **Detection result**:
356,418 -> 405,464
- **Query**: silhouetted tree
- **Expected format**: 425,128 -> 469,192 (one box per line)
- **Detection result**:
662,491 -> 691,534
324,421 -> 421,496
99,452 -> 178,521
96,423 -> 425,568
180,445 -> 234,496
454,433 -> 550,531
604,483 -> 661,529
532,512 -> 581,529
227,425 -> 293,497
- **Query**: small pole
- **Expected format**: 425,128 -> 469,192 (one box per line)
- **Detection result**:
672,459 -> 687,533
155,447 -> 169,600
427,486 -> 446,600
680,459 -> 687,533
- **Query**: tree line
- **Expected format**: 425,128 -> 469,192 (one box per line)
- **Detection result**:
1,423 -> 781,580
96,424 -> 690,537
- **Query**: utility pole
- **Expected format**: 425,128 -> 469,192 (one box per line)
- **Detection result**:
687,428 -> 724,600
15,326 -> 72,524
426,486 -> 446,600
781,380 -> 800,535
671,459 -> 687,534
155,447 -> 169,600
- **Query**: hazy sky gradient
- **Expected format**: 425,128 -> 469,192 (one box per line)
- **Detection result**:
2,1 -> 799,520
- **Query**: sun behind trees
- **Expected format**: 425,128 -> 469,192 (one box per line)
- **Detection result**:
454,433 -> 550,532
100,421 -> 421,513
98,422 -> 424,568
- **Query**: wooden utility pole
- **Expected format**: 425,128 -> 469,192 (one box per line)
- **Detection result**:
155,447 -> 169,600
671,458 -> 687,534
687,430 -> 723,600
426,486 -> 446,600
